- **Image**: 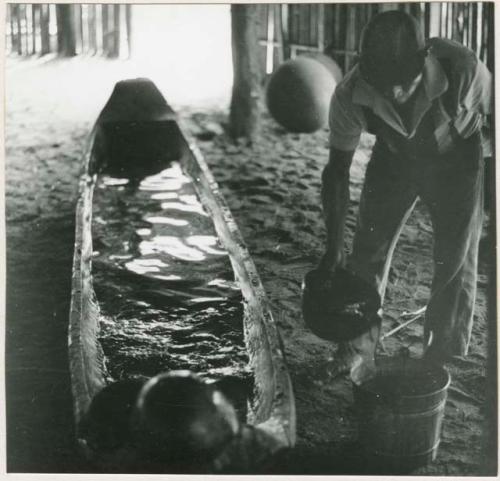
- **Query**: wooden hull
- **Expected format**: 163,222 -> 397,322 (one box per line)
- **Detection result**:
68,78 -> 296,467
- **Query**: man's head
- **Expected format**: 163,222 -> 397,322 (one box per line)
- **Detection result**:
131,371 -> 239,466
359,10 -> 428,103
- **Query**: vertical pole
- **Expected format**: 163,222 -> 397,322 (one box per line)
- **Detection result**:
24,4 -> 30,55
9,4 -> 15,55
229,4 -> 263,140
126,4 -> 132,58
317,4 -> 325,52
309,4 -> 317,49
345,6 -> 356,72
280,4 -> 290,60
40,4 -> 50,55
447,3 -> 453,38
486,2 -> 493,73
273,4 -> 284,65
113,4 -> 120,57
31,4 -> 37,55
102,4 -> 109,56
265,5 -> 274,74
16,4 -> 22,55
56,4 -> 76,56
9,4 -> 16,55
78,4 -> 84,54
88,4 -> 96,55
6,4 -> 11,54
471,2 -> 478,54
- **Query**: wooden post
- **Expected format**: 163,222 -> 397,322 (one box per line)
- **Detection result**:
9,4 -> 17,55
40,4 -> 50,55
56,4 -> 76,56
229,4 -> 262,140
486,2 -> 494,73
471,3 -> 478,54
265,4 -> 274,73
88,4 -> 97,55
74,4 -> 81,54
345,7 -> 356,72
126,4 -> 132,58
428,3 -> 441,38
273,4 -> 284,66
16,4 -> 22,55
112,4 -> 120,57
23,4 -> 30,55
6,5 -> 11,53
31,4 -> 37,55
102,4 -> 109,55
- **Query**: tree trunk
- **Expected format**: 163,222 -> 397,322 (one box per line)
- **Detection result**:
229,4 -> 262,140
56,4 -> 76,56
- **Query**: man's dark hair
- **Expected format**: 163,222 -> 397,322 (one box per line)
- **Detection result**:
359,10 -> 427,92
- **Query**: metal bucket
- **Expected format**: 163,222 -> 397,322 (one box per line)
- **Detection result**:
352,357 -> 451,473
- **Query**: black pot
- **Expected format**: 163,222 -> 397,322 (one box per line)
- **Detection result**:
302,267 -> 381,342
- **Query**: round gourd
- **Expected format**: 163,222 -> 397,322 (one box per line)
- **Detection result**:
266,55 -> 343,133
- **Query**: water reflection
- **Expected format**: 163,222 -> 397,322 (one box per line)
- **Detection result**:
92,161 -> 249,386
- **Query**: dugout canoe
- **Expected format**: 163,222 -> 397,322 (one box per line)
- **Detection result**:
68,78 -> 296,468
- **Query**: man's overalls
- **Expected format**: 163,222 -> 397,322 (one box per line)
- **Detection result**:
349,60 -> 485,360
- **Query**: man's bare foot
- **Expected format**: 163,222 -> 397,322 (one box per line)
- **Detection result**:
323,321 -> 381,382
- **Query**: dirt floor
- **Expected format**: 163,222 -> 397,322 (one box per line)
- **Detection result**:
5,57 -> 497,475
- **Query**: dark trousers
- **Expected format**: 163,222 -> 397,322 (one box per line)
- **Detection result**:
349,133 -> 484,358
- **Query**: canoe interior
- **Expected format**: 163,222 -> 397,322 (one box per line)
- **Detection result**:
68,78 -> 296,461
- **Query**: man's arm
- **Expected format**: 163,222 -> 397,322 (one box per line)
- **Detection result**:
318,147 -> 355,273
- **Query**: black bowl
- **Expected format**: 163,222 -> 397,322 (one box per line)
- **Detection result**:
302,267 -> 381,342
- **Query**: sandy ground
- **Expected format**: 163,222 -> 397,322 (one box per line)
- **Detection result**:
4,57 -> 497,474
